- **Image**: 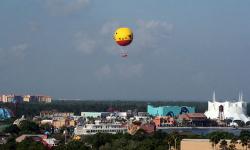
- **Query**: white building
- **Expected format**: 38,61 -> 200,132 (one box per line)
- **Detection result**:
74,121 -> 127,135
13,115 -> 26,126
204,92 -> 250,122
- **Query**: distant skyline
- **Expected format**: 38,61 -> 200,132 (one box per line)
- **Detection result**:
0,0 -> 250,100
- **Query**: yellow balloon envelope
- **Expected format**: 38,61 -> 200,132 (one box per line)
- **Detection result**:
113,27 -> 133,46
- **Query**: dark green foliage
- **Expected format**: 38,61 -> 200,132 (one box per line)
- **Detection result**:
16,138 -> 46,150
3,124 -> 20,135
219,139 -> 228,150
208,131 -> 236,150
0,138 -> 46,150
19,120 -> 40,134
40,123 -> 53,134
83,133 -> 114,149
80,132 -> 170,150
239,130 -> 250,149
55,140 -> 90,150
0,137 -> 16,150
208,131 -> 235,140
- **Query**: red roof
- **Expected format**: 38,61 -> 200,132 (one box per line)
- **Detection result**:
179,113 -> 207,120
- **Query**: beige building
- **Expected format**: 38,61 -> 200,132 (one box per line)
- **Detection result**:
52,119 -> 76,129
0,95 -> 15,103
23,95 -> 30,102
0,95 -> 8,103
38,96 -> 52,103
181,139 -> 246,150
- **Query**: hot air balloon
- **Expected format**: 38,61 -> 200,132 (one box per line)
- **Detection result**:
113,27 -> 133,57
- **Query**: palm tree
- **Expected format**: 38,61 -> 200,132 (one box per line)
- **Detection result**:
165,134 -> 174,150
239,130 -> 250,150
228,138 -> 238,150
164,132 -> 181,150
210,134 -> 221,150
240,136 -> 248,150
219,140 -> 228,150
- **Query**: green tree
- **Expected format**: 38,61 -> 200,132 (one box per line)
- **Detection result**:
40,123 -> 53,133
228,138 -> 238,150
219,140 -> 228,150
16,138 -> 46,150
239,130 -> 250,150
66,141 -> 90,150
4,124 -> 20,135
99,143 -> 112,150
0,137 -> 16,150
111,138 -> 128,150
209,134 -> 221,150
19,120 -> 40,134
125,140 -> 139,150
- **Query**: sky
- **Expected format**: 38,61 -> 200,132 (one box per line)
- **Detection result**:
0,0 -> 250,101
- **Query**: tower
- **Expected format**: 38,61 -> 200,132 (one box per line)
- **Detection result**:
218,105 -> 224,121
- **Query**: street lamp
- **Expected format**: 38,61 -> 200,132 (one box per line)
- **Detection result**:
63,130 -> 68,144
174,137 -> 179,150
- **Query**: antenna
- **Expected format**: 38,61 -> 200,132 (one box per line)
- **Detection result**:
213,91 -> 216,102
239,91 -> 243,102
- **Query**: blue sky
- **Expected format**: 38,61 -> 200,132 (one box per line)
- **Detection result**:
0,0 -> 250,100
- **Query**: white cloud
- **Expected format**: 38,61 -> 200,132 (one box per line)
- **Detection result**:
45,0 -> 90,15
100,21 -> 120,35
73,20 -> 174,56
73,21 -> 120,55
135,20 -> 174,50
0,43 -> 29,63
10,43 -> 29,59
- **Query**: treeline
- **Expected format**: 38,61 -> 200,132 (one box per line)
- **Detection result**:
0,100 -> 250,118
2,117 -> 250,150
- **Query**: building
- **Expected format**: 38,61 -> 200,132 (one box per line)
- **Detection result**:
0,95 -> 8,103
153,116 -> 175,127
13,115 -> 26,126
178,113 -> 208,126
81,112 -> 106,118
0,108 -> 13,120
14,96 -> 23,103
204,92 -> 250,122
40,111 -> 74,119
181,139 -> 245,150
74,122 -> 127,135
147,105 -> 195,117
30,96 -> 52,103
38,96 -> 52,103
23,95 -> 31,102
81,112 -> 127,119
127,121 -> 155,135
52,118 -> 75,129
15,134 -> 59,149
6,95 -> 15,103
0,94 -> 51,103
